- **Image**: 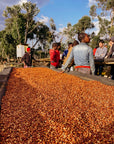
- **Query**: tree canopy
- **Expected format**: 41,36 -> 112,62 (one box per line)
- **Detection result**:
0,2 -> 56,59
74,16 -> 94,33
0,1 -> 114,59
89,0 -> 114,36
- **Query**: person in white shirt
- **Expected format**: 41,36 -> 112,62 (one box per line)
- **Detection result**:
95,40 -> 107,75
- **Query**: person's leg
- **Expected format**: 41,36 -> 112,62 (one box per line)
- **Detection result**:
111,65 -> 114,80
99,65 -> 103,75
95,64 -> 98,75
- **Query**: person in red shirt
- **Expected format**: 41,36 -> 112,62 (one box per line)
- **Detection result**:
93,48 -> 97,56
93,46 -> 98,56
56,42 -> 61,67
49,43 -> 58,69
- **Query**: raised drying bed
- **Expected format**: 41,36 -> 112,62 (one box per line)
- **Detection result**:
0,67 -> 12,110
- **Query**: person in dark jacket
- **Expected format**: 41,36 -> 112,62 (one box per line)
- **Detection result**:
105,37 -> 114,59
21,47 -> 32,68
105,36 -> 114,79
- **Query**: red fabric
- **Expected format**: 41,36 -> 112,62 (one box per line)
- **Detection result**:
49,49 -> 58,67
93,48 -> 97,56
56,50 -> 60,66
27,47 -> 30,52
75,66 -> 90,69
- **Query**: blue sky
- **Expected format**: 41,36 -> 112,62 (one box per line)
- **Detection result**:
0,0 -> 98,33
37,0 -> 98,33
38,0 -> 90,30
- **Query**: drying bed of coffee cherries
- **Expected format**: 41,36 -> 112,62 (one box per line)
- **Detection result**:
0,67 -> 113,143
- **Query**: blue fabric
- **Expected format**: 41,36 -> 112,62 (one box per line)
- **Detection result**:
63,42 -> 95,74
62,49 -> 68,59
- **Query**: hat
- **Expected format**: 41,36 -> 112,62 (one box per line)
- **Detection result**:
111,36 -> 114,42
27,47 -> 30,52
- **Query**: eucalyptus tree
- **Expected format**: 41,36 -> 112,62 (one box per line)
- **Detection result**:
97,0 -> 114,26
0,30 -> 16,60
49,18 -> 56,42
3,2 -> 40,44
73,16 -> 94,33
32,23 -> 50,49
90,35 -> 100,49
49,18 -> 56,31
1,2 -> 40,58
31,18 -> 56,50
3,5 -> 23,43
59,16 -> 94,44
21,2 -> 40,44
62,23 -> 74,41
97,16 -> 111,38
89,0 -> 114,36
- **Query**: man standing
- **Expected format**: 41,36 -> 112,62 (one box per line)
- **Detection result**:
21,47 -> 32,68
105,37 -> 114,59
95,40 -> 107,75
56,42 -> 61,67
105,36 -> 114,79
62,40 -> 79,72
61,33 -> 95,75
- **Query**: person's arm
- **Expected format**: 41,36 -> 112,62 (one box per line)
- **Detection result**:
62,50 -> 67,60
105,46 -> 112,58
61,48 -> 74,72
89,48 -> 95,75
95,48 -> 100,58
31,55 -> 36,61
100,48 -> 107,58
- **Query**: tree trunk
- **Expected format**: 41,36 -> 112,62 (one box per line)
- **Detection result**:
28,22 -> 40,35
111,9 -> 114,28
6,54 -> 10,63
2,48 -> 5,58
24,21 -> 29,44
32,39 -> 39,48
16,21 -> 21,43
